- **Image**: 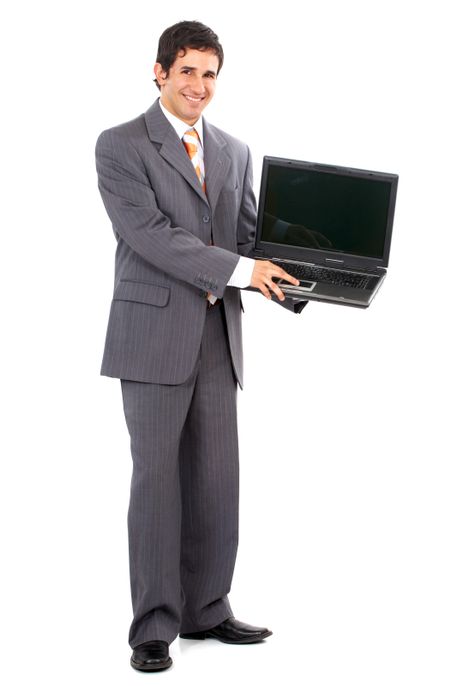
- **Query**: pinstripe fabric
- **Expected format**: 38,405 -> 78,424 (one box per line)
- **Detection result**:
95,98 -> 306,389
120,302 -> 238,647
95,98 -> 251,389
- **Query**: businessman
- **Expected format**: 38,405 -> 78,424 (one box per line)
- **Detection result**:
95,20 -> 306,672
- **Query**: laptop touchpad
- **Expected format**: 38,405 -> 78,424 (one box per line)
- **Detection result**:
277,279 -> 316,292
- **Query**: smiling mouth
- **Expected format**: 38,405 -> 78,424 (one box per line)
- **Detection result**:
183,94 -> 205,103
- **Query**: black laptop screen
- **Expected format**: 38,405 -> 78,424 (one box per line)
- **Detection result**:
260,164 -> 392,259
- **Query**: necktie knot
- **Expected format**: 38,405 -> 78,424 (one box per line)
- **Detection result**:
183,127 -> 200,148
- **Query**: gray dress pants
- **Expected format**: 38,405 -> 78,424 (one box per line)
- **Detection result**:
120,301 -> 239,647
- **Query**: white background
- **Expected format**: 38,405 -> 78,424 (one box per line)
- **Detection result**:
1,1 -> 449,684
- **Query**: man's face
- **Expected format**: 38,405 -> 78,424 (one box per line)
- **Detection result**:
154,48 -> 219,125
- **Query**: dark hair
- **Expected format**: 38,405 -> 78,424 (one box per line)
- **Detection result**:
153,20 -> 224,90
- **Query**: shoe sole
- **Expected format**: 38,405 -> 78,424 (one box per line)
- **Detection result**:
179,630 -> 273,644
130,656 -> 173,671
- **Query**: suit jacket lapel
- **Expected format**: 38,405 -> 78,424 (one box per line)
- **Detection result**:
144,99 -> 208,205
203,119 -> 231,213
144,99 -> 231,211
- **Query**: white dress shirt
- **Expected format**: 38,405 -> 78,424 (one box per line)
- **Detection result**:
158,99 -> 255,298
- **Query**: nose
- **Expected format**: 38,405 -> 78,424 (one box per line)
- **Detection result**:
191,74 -> 206,95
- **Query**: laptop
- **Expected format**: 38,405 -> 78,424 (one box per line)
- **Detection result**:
248,156 -> 398,308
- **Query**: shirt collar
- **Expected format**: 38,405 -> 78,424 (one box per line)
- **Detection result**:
158,98 -> 204,147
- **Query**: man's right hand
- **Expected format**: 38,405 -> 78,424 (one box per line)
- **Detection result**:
250,260 -> 300,301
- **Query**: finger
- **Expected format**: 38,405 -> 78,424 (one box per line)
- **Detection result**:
266,264 -> 298,284
277,269 -> 300,286
265,277 -> 285,301
257,280 -> 272,300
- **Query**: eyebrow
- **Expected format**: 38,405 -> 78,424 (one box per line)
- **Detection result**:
180,65 -> 217,77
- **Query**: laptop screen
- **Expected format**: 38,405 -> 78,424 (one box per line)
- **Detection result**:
258,158 -> 397,262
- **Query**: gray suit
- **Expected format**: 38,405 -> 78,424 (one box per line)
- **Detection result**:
95,98 -> 305,647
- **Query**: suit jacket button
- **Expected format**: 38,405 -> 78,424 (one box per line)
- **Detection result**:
202,215 -> 210,223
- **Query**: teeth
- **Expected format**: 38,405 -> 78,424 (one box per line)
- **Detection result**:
185,95 -> 202,102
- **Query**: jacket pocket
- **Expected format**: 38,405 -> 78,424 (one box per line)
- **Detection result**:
113,279 -> 170,307
216,183 -> 240,206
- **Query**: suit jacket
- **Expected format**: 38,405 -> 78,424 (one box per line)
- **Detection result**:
95,97 -> 306,390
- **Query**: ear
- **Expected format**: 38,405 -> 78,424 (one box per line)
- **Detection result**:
153,62 -> 168,87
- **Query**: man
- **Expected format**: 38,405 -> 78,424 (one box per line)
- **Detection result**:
95,20 -> 306,672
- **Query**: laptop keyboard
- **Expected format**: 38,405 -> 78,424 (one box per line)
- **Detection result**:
274,261 -> 378,290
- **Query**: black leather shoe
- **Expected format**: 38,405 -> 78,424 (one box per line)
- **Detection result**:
130,640 -> 172,671
179,617 -> 273,644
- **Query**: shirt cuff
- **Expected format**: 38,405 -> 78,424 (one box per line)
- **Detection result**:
227,255 -> 255,288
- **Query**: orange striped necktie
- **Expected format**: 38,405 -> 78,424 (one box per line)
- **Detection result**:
182,128 -> 206,193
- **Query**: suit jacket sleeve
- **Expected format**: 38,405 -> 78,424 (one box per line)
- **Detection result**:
236,146 -> 308,315
95,129 -> 239,299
